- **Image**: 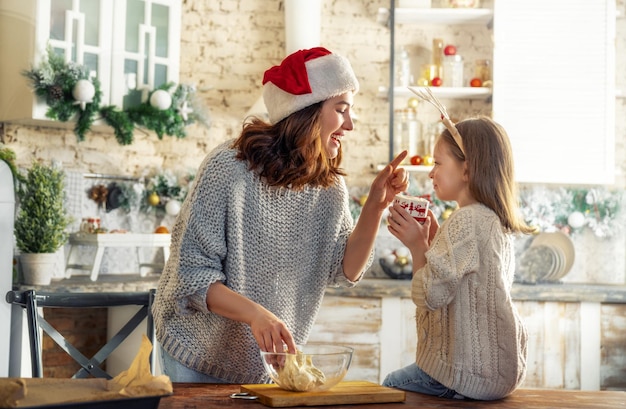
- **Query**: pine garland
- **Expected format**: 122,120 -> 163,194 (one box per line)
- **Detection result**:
23,48 -> 209,145
22,50 -> 102,141
127,87 -> 186,139
519,186 -> 624,238
99,106 -> 135,145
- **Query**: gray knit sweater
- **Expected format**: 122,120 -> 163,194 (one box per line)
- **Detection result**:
412,203 -> 528,400
152,141 -> 367,384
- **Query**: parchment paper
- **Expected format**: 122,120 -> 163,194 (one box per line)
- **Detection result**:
0,335 -> 172,408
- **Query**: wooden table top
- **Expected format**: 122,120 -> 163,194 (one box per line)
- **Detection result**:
158,383 -> 626,409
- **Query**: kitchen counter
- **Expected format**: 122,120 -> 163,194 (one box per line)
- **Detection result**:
12,275 -> 626,390
16,275 -> 626,304
158,383 -> 626,409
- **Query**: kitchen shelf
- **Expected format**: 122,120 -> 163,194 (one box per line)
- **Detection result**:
377,7 -> 493,26
379,85 -> 491,100
381,1 -> 494,162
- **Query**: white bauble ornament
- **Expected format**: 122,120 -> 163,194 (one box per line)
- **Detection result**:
72,79 -> 95,110
165,199 -> 181,216
150,90 -> 172,110
395,247 -> 410,258
567,211 -> 585,229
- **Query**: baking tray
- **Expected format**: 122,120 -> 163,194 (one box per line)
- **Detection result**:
16,393 -> 170,409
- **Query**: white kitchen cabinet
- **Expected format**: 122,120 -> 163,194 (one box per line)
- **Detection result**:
314,284 -> 626,390
379,1 -> 617,185
0,0 -> 181,126
492,0 -> 615,185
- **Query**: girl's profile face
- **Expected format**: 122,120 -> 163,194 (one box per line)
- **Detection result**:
429,139 -> 467,203
319,92 -> 354,159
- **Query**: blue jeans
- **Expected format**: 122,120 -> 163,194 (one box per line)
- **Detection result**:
382,363 -> 466,399
159,347 -> 228,383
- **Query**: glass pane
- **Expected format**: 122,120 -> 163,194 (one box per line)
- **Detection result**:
144,32 -> 150,85
71,22 -> 77,61
123,60 -> 142,109
155,64 -> 167,88
124,59 -> 139,84
80,0 -> 100,46
52,47 -> 65,59
50,0 -> 72,40
125,0 -> 144,53
84,53 -> 99,78
152,4 -> 169,58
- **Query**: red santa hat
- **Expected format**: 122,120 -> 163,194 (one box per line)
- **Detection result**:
262,47 -> 359,124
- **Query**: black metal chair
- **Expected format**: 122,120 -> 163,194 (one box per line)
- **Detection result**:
6,289 -> 156,379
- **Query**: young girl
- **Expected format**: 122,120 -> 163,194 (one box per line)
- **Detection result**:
383,115 -> 534,400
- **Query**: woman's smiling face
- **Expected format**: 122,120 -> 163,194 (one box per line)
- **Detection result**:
319,92 -> 355,159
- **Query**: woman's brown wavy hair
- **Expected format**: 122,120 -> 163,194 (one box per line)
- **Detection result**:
441,116 -> 534,235
233,102 -> 346,190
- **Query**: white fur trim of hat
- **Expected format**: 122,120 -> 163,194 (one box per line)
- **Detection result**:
262,47 -> 359,124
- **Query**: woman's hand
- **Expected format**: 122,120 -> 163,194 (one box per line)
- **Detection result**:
342,151 -> 410,281
206,282 -> 297,354
249,308 -> 297,354
366,151 -> 409,212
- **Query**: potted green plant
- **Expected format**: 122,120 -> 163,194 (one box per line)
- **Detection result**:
14,162 -> 71,285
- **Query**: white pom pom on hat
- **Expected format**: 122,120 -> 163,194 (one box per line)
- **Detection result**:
262,47 -> 359,124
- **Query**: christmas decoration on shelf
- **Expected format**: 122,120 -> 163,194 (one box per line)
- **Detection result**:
519,186 -> 625,239
22,49 -> 102,142
141,169 -> 195,215
88,184 -> 109,208
72,79 -> 96,110
23,48 -> 210,145
149,89 -> 172,110
85,168 -> 193,215
379,247 -> 413,280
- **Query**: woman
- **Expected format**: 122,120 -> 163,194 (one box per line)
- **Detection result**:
153,47 -> 409,383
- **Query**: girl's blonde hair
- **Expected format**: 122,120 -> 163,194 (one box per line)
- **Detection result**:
440,116 -> 534,234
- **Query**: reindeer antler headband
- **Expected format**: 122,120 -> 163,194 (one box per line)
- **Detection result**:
408,86 -> 465,156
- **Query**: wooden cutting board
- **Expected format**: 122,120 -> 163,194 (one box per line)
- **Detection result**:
240,380 -> 405,407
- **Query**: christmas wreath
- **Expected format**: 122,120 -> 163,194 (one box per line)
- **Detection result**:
23,48 -> 209,145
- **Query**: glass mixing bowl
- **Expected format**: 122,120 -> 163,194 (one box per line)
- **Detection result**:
260,344 -> 353,392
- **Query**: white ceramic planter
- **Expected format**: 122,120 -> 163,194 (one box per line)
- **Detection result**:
20,253 -> 57,285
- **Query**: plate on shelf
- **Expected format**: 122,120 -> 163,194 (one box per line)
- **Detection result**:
530,232 -> 575,280
516,245 -> 556,283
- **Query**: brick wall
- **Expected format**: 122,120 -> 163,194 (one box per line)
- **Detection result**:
1,0 -> 624,187
41,308 -> 107,378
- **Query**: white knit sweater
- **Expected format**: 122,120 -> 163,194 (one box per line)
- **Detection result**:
412,203 -> 528,400
152,141 -> 367,384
